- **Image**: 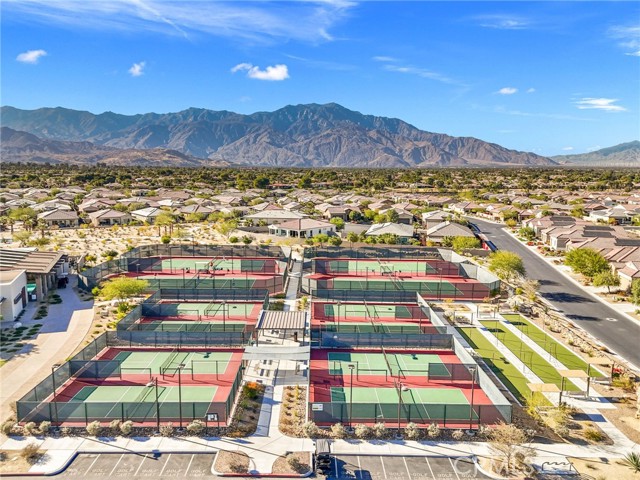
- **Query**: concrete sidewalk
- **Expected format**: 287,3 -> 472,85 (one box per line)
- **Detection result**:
0,275 -> 95,422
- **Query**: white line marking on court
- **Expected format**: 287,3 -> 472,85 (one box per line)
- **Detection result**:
424,457 -> 435,479
402,457 -> 412,478
159,454 -> 172,476
184,454 -> 195,476
84,454 -> 102,475
379,456 -> 387,478
108,454 -> 125,476
134,454 -> 147,476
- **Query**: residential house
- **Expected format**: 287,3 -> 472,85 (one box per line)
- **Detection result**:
37,209 -> 79,228
378,207 -> 415,225
88,209 -> 132,227
421,210 -> 454,229
617,261 -> 640,290
422,221 -> 476,245
365,223 -> 415,243
130,207 -> 163,223
588,205 -> 636,225
78,198 -> 116,213
268,218 -> 336,238
244,210 -> 307,226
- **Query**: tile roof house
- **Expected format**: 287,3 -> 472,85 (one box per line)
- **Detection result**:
130,207 -> 163,223
423,221 -> 476,244
617,261 -> 640,290
88,209 -> 132,227
37,209 -> 79,228
365,222 -> 414,243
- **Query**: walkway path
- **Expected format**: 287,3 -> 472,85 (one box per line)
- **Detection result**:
0,275 -> 94,422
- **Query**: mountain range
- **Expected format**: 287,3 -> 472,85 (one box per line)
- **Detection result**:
552,141 -> 640,167
0,103 -> 556,168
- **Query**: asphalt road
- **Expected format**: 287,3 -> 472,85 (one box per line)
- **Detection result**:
470,217 -> 640,368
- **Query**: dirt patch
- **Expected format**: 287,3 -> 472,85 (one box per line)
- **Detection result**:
271,452 -> 312,475
279,385 -> 307,437
227,382 -> 265,437
0,449 -> 45,474
213,450 -> 251,474
569,457 -> 639,480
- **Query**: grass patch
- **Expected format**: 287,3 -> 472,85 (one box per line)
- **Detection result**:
456,327 -> 539,404
481,320 -> 579,391
502,314 -> 605,377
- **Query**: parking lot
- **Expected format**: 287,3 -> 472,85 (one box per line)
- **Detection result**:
58,452 -> 216,479
325,455 -> 497,480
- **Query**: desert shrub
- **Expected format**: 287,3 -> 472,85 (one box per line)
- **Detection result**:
1,420 -> 15,436
186,419 -> 205,435
109,419 -> 122,435
24,422 -> 37,435
243,382 -> 260,400
160,423 -> 174,437
354,423 -> 371,439
584,426 -> 605,442
331,423 -> 347,439
60,427 -> 71,437
287,454 -> 305,473
372,422 -> 388,439
404,422 -> 421,440
20,443 -> 41,464
86,421 -> 102,436
38,421 -> 51,435
451,429 -> 464,441
120,420 -> 133,436
302,421 -> 318,438
476,424 -> 490,438
427,422 -> 440,438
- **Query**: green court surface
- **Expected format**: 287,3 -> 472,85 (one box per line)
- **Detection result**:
321,322 -> 422,334
328,351 -> 449,377
149,302 -> 257,317
330,386 -> 468,405
324,304 -> 415,319
502,314 -> 605,378
329,260 -> 437,275
331,279 -> 462,295
480,321 -> 579,392
73,384 -> 217,403
160,258 -> 266,272
114,350 -> 233,375
136,321 -> 247,332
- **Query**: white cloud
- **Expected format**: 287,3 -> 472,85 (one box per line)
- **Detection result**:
526,88 -> 536,93
497,87 -> 518,95
575,97 -> 626,112
128,61 -> 146,77
16,49 -> 47,64
381,63 -> 467,88
562,146 -> 574,151
231,63 -> 289,81
372,56 -> 397,62
2,0 -> 355,44
586,145 -> 602,152
608,24 -> 640,56
474,14 -> 530,30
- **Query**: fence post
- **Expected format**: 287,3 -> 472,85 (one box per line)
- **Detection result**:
84,403 -> 89,426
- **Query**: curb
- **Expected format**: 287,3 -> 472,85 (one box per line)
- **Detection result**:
213,451 -> 313,478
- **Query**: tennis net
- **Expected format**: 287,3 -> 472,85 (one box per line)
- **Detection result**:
160,348 -> 179,374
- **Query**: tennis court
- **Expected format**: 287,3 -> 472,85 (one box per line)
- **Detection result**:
134,320 -> 248,333
327,351 -> 452,378
157,257 -> 276,274
322,303 -> 421,319
316,322 -> 424,334
325,259 -> 439,275
143,301 -> 261,320
331,278 -> 464,296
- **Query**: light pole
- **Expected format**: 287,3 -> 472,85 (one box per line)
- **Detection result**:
177,363 -> 185,429
51,364 -> 61,427
397,383 -> 409,437
348,364 -> 355,430
336,301 -> 341,332
146,378 -> 160,433
469,367 -> 477,430
182,267 -> 186,288
222,300 -> 226,331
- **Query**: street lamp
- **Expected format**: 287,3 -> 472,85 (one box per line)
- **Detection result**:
348,364 -> 355,430
336,301 -> 342,332
222,300 -> 226,331
397,383 -> 409,437
146,378 -> 160,433
469,367 -> 477,430
177,363 -> 186,429
51,364 -> 61,427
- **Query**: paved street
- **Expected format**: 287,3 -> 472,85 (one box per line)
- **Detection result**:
470,218 -> 640,368
325,455 -> 496,480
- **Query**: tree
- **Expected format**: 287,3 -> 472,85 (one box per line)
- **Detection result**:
253,175 -> 270,189
241,235 -> 253,245
521,279 -> 540,301
346,232 -> 359,247
298,175 -> 312,189
100,277 -> 149,305
385,209 -> 399,223
592,270 -> 620,293
488,251 -> 526,284
330,217 -> 345,231
451,236 -> 481,252
215,219 -> 238,239
631,279 -> 640,305
155,211 -> 175,236
518,227 -> 536,241
564,248 -> 610,280
489,422 -> 533,476
13,230 -> 32,246
348,210 -> 362,222
328,236 -> 342,246
312,233 -> 329,247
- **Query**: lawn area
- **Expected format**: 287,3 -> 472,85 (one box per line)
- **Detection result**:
502,314 -> 605,378
456,327 -> 539,405
481,320 -> 579,392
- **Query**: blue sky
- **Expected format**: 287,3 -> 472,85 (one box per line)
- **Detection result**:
2,1 -> 639,156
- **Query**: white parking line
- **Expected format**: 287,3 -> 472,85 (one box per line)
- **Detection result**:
379,456 -> 387,478
448,458 -> 462,480
159,454 -> 172,476
357,456 -> 362,479
334,456 -> 339,478
184,454 -> 195,477
424,457 -> 435,478
134,454 -> 147,476
108,454 -> 124,476
84,454 -> 101,475
402,457 -> 412,478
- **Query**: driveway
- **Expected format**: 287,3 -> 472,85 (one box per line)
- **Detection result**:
470,218 -> 640,368
325,454 -> 497,480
